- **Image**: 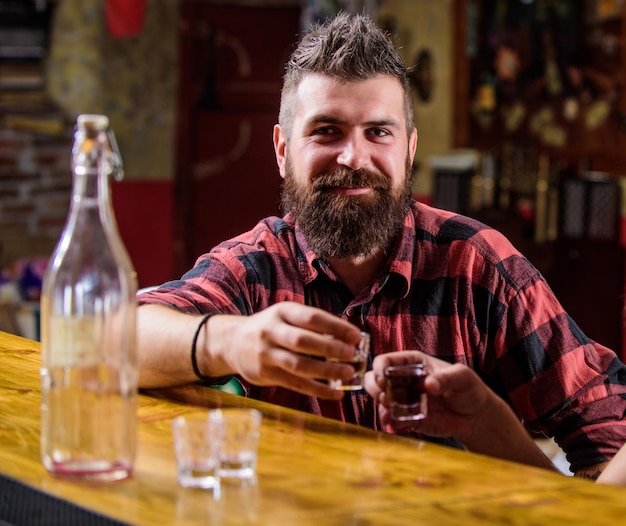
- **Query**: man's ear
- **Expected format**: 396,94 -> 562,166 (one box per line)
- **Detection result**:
409,128 -> 418,165
273,124 -> 287,179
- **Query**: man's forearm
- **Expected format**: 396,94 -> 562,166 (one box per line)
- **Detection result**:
137,305 -> 209,388
463,395 -> 558,471
591,443 -> 625,483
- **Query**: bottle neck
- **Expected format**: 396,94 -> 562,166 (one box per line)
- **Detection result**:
72,170 -> 110,203
70,127 -> 115,213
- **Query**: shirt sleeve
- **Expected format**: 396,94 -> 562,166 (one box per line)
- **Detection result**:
137,251 -> 253,315
494,269 -> 626,473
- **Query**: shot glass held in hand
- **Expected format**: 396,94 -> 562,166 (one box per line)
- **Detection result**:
384,363 -> 428,422
172,413 -> 221,490
328,331 -> 370,391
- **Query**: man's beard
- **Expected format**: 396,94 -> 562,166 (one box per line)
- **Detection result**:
281,159 -> 413,260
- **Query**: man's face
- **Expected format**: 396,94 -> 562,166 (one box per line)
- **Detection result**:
274,73 -> 418,259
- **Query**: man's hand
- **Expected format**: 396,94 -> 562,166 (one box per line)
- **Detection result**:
364,351 -> 557,470
204,302 -> 363,399
364,351 -> 492,443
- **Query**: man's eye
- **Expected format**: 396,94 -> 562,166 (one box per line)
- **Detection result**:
313,126 -> 336,136
368,128 -> 389,137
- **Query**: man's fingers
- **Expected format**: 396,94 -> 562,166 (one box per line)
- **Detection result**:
269,315 -> 358,362
372,350 -> 425,374
274,347 -> 356,381
274,302 -> 361,344
260,363 -> 346,401
427,363 -> 478,394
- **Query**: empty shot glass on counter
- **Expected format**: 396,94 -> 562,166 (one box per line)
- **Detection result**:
172,413 -> 222,489
209,408 -> 262,481
327,331 -> 370,391
384,363 -> 428,422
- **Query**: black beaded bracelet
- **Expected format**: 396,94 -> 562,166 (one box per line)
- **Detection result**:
191,313 -> 215,383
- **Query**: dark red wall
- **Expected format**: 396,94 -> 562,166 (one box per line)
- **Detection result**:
111,180 -> 175,289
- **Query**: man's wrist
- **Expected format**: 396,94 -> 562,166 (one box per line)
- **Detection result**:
461,393 -> 522,454
191,313 -> 215,382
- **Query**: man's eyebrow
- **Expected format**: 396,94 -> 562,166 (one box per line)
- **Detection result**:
307,114 -> 400,128
366,119 -> 399,128
307,114 -> 345,125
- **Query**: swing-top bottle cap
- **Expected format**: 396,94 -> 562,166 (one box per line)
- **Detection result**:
77,114 -> 109,130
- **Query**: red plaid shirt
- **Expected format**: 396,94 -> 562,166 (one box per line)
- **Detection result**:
140,200 -> 626,472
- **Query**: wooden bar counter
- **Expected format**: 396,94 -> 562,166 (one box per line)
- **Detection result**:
2,330 -> 626,525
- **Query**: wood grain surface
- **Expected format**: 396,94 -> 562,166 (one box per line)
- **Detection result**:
2,330 -> 626,525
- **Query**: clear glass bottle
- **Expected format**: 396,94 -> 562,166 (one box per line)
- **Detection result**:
40,114 -> 138,481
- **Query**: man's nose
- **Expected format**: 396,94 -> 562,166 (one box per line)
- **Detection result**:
336,135 -> 369,170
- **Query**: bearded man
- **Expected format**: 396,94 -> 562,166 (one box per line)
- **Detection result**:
137,12 -> 626,479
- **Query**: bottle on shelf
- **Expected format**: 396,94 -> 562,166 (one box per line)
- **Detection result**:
40,114 -> 138,481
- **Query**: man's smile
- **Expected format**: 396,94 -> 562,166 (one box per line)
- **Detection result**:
323,186 -> 372,196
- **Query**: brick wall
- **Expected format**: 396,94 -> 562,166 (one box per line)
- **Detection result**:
0,125 -> 74,268
0,124 -> 175,289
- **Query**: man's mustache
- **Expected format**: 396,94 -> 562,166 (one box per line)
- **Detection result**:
312,168 -> 390,192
